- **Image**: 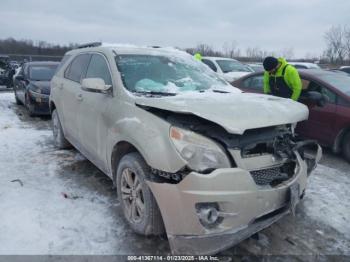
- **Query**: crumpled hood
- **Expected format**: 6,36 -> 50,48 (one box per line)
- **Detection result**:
222,71 -> 251,82
30,81 -> 51,95
134,92 -> 309,135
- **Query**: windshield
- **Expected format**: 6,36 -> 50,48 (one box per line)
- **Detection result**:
29,65 -> 58,81
317,72 -> 350,95
216,60 -> 254,73
115,54 -> 234,94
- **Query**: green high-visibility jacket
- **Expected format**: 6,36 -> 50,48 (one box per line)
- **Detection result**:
263,57 -> 302,101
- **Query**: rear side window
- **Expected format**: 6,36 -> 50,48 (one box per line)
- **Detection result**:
64,54 -> 91,83
85,54 -> 112,85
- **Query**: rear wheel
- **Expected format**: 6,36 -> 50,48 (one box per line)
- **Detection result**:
342,132 -> 350,163
52,109 -> 72,149
116,152 -> 165,236
14,89 -> 22,105
25,94 -> 35,117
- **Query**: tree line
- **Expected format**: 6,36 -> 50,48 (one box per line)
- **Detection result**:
323,25 -> 350,65
0,38 -> 77,60
1,25 -> 349,65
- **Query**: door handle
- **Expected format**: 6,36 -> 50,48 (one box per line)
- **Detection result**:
76,94 -> 83,101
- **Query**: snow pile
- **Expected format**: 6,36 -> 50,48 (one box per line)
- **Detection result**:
0,92 -> 167,254
304,164 -> 350,235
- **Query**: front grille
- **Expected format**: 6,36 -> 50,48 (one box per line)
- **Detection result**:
250,166 -> 290,186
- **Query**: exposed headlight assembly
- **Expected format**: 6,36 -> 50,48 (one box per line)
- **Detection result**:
170,126 -> 231,172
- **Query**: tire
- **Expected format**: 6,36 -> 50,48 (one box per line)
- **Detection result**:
25,94 -> 35,117
14,90 -> 22,105
342,132 -> 350,163
51,109 -> 72,149
116,152 -> 165,236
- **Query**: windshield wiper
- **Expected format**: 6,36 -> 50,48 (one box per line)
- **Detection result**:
132,91 -> 177,96
212,89 -> 230,93
199,89 -> 230,94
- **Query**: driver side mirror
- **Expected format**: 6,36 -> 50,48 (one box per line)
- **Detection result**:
303,91 -> 327,107
81,78 -> 111,94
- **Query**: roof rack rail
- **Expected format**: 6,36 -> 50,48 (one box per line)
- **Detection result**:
77,42 -> 102,49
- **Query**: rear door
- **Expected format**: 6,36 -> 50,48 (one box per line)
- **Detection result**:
59,53 -> 91,144
77,53 -> 113,172
297,80 -> 337,146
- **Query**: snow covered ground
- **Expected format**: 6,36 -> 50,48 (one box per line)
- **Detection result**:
0,89 -> 349,258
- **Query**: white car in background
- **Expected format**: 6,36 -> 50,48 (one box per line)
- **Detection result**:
12,66 -> 22,84
288,62 -> 320,69
202,57 -> 254,82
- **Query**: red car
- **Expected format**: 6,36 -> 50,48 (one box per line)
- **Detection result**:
232,69 -> 350,162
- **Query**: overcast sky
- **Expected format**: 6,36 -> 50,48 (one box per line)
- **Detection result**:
0,0 -> 349,58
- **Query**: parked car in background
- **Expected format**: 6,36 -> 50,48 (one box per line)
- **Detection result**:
9,60 -> 20,69
12,66 -> 22,85
288,62 -> 321,69
13,61 -> 59,116
246,63 -> 264,72
339,66 -> 350,74
0,55 -> 15,88
50,43 -> 321,255
232,69 -> 350,162
201,56 -> 254,82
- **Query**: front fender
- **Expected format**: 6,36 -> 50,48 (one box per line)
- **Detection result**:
106,104 -> 187,175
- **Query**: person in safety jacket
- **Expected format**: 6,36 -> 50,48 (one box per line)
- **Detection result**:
194,53 -> 203,61
263,56 -> 302,101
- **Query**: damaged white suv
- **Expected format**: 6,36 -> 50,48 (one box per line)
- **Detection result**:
50,43 -> 322,255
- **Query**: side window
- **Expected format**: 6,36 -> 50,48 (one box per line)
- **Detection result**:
85,54 -> 112,85
243,76 -> 263,90
64,54 -> 91,83
202,59 -> 217,72
320,87 -> 337,104
305,81 -> 337,104
294,64 -> 307,69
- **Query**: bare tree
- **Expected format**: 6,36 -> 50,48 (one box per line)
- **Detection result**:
344,26 -> 350,64
280,47 -> 294,59
324,25 -> 346,64
222,41 -> 241,58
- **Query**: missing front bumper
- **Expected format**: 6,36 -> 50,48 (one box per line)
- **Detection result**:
168,206 -> 290,255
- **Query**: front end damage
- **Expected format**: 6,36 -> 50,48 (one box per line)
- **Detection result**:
145,113 -> 322,255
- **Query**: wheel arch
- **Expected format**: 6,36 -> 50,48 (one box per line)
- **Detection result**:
49,100 -> 56,114
111,141 -> 143,185
333,126 -> 350,153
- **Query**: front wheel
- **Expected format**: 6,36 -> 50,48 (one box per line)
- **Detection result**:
116,152 -> 165,236
342,132 -> 350,163
25,94 -> 35,117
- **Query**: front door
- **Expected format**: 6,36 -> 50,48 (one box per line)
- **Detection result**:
296,80 -> 337,145
77,53 -> 113,172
